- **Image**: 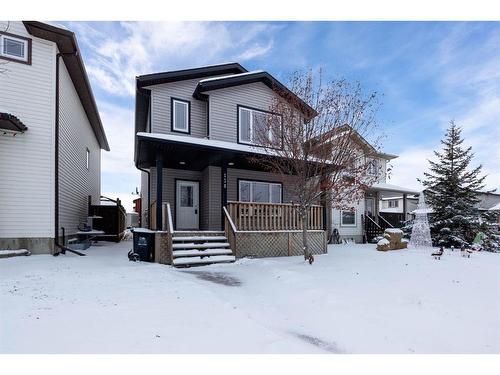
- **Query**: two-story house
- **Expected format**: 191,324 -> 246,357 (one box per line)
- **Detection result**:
135,63 -> 330,266
0,21 -> 109,254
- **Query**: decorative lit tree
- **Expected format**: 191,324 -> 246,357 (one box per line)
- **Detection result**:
409,192 -> 433,250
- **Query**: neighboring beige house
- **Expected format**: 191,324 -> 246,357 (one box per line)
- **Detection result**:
0,21 -> 109,254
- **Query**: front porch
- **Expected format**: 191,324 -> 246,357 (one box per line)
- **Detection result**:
136,133 -> 328,265
362,182 -> 419,242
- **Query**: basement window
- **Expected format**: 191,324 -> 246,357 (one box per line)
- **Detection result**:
341,210 -> 356,227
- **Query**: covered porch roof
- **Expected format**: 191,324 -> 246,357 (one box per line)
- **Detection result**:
367,182 -> 420,198
136,132 -> 280,172
0,113 -> 28,134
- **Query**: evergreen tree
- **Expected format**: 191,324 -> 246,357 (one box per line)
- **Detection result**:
420,121 -> 493,247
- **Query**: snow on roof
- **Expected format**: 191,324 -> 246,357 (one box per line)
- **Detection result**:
381,196 -> 418,200
198,70 -> 266,84
137,132 -> 275,156
137,132 -> 334,165
370,183 -> 420,194
411,207 -> 434,214
489,202 -> 500,211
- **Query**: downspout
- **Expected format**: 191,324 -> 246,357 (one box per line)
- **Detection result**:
54,51 -> 84,256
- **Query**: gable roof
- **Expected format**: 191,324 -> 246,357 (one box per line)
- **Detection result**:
312,124 -> 398,160
23,21 -> 110,151
137,62 -> 248,88
193,70 -> 317,120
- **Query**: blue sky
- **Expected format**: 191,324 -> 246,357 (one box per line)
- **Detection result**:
61,21 -> 500,211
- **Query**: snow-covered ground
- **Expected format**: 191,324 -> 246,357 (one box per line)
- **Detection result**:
0,240 -> 498,354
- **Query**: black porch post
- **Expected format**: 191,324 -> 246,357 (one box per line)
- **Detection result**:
403,193 -> 408,222
156,153 -> 163,231
221,160 -> 228,228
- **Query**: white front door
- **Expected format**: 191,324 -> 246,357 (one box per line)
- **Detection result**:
176,180 -> 199,230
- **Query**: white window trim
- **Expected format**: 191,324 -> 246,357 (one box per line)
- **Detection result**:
86,148 -> 90,170
1,34 -> 28,62
340,210 -> 357,227
172,99 -> 190,133
238,180 -> 282,204
238,106 -> 282,147
388,200 -> 399,208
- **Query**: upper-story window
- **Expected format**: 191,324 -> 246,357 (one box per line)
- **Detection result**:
0,33 -> 30,63
86,148 -> 90,170
238,106 -> 282,147
368,158 -> 379,176
171,98 -> 190,134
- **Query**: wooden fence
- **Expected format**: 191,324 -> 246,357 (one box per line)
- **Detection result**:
227,201 -> 323,231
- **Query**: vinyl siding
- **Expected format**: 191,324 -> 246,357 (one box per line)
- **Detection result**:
149,78 -> 207,138
208,82 -> 279,143
332,199 -> 365,238
202,166 -> 221,230
58,59 -> 101,237
0,21 -> 56,238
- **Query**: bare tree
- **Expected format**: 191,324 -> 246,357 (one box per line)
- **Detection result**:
251,69 -> 382,263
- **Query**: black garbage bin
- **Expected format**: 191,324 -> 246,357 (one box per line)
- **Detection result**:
132,229 -> 155,262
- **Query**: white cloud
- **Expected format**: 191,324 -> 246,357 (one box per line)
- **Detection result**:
76,21 -> 276,97
381,23 -> 500,192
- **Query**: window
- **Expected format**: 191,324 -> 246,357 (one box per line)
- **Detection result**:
171,98 -> 190,133
341,210 -> 356,226
239,180 -> 282,203
388,200 -> 399,208
368,158 -> 379,175
0,34 -> 29,63
86,148 -> 90,170
238,106 -> 282,147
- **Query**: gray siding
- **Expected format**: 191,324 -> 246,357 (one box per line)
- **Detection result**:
202,166 -> 221,230
208,82 -> 279,143
58,58 -> 101,236
149,78 -> 207,138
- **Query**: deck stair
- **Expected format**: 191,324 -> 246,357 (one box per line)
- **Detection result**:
171,231 -> 235,267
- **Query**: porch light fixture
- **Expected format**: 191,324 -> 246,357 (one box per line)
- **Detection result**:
228,162 -> 234,166
179,161 -> 186,165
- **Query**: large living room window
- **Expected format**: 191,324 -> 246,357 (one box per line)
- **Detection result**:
171,98 -> 190,134
238,106 -> 282,147
239,180 -> 282,203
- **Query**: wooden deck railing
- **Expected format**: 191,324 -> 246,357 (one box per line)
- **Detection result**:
227,201 -> 324,231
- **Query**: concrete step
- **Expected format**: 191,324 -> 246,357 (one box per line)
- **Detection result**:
172,242 -> 230,250
172,248 -> 234,257
173,236 -> 227,242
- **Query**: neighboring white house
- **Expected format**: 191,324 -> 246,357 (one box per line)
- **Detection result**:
328,130 -> 419,243
379,195 -> 418,214
0,21 -> 109,254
